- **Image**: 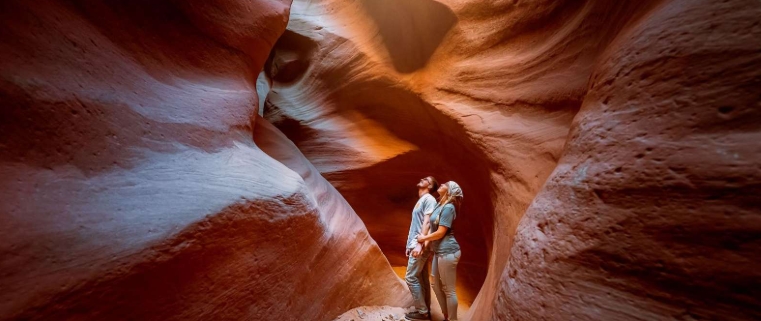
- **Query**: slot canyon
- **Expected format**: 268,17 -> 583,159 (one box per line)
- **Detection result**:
0,0 -> 759,320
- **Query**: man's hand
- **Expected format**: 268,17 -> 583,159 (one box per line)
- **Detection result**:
405,248 -> 412,257
411,243 -> 423,258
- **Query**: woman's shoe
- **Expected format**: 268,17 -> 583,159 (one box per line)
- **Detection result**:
404,311 -> 431,320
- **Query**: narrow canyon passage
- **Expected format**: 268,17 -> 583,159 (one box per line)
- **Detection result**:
261,0 -> 761,319
265,62 -> 498,305
0,0 -> 760,321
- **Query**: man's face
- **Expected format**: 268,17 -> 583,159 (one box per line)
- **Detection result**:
417,177 -> 432,189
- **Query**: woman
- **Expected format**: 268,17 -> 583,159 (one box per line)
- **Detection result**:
417,181 -> 463,321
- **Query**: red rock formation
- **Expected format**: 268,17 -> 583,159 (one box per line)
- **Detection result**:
264,0 -> 761,319
0,0 -> 407,320
499,0 -> 761,319
2,0 -> 759,319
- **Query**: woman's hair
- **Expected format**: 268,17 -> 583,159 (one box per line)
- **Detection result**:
426,176 -> 439,194
438,181 -> 464,209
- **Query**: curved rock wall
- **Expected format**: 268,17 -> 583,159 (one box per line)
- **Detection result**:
0,0 -> 407,320
499,0 -> 761,319
264,0 -> 761,319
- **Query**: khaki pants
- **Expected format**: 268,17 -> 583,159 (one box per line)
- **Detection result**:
431,250 -> 461,320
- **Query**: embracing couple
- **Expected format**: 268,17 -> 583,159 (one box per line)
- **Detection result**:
404,176 -> 464,321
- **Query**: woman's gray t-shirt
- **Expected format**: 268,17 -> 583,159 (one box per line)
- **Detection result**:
430,203 -> 460,255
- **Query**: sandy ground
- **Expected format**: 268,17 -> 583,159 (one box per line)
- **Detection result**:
332,266 -> 469,321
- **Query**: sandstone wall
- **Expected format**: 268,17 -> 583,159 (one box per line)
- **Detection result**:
0,1 -> 407,320
499,0 -> 761,319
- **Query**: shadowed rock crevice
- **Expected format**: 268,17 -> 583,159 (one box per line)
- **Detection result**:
267,29 -> 319,84
324,148 -> 492,304
358,0 -> 457,73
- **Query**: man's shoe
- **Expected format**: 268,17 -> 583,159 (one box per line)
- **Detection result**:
405,311 -> 431,321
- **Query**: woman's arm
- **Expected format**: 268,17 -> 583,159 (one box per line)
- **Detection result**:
417,204 -> 455,243
418,225 -> 449,242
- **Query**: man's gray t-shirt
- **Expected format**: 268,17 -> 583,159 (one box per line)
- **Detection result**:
406,193 -> 437,249
430,203 -> 460,255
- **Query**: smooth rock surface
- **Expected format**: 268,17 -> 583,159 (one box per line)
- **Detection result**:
0,0 -> 407,320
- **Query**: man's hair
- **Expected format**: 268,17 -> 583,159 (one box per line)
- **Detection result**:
427,176 -> 439,194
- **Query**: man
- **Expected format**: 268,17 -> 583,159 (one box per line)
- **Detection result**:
404,176 -> 439,321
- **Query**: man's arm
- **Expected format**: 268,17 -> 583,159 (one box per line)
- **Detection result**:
421,197 -> 436,247
412,199 -> 435,257
421,213 -> 431,248
411,214 -> 429,257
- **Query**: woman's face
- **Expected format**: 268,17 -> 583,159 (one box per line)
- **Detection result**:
437,183 -> 448,196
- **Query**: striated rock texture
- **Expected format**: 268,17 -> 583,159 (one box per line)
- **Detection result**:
264,0 -> 761,319
499,0 -> 761,320
2,0 -> 759,319
0,0 -> 407,320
